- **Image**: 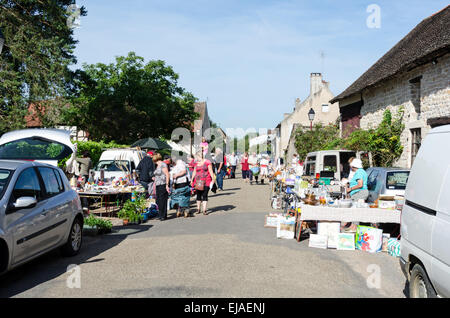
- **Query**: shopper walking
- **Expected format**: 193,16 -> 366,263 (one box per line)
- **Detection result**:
190,152 -> 216,215
153,153 -> 170,221
259,154 -> 270,184
228,152 -> 237,179
215,148 -> 226,191
248,152 -> 259,185
241,152 -> 250,182
170,159 -> 191,218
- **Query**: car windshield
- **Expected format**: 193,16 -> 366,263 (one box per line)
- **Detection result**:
95,160 -> 131,172
0,137 -> 72,160
386,171 -> 410,190
0,169 -> 12,200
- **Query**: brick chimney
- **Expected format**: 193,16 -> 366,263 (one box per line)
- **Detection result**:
310,73 -> 323,96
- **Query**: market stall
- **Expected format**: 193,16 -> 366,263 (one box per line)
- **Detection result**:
266,166 -> 403,257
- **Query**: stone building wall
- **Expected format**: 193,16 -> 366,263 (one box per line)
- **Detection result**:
360,53 -> 450,168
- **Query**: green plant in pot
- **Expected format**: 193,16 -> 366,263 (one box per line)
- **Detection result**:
84,215 -> 113,234
118,199 -> 145,225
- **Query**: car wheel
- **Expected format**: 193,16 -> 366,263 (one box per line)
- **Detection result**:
61,217 -> 83,257
409,264 -> 437,298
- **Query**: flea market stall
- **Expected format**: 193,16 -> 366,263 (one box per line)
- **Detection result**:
266,166 -> 402,257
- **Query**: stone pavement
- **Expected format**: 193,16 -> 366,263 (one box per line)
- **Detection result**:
0,174 -> 407,298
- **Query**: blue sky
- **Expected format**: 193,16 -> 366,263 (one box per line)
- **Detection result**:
72,0 -> 449,133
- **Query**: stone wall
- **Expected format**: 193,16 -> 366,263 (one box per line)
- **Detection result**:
360,53 -> 450,168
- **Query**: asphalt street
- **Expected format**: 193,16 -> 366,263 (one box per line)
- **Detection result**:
0,174 -> 407,298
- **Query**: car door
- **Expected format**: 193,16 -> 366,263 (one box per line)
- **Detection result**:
6,167 -> 50,264
36,167 -> 73,246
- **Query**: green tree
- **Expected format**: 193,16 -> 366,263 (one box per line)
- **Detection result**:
294,123 -> 341,160
64,52 -> 198,144
343,109 -> 405,167
0,0 -> 87,134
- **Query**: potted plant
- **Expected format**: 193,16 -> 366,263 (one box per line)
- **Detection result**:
83,215 -> 113,235
118,198 -> 145,225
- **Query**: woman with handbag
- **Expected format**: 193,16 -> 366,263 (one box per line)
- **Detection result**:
190,151 -> 216,215
153,153 -> 171,221
170,159 -> 191,218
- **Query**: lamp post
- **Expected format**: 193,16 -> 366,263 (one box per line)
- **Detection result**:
0,28 -> 5,54
308,108 -> 315,131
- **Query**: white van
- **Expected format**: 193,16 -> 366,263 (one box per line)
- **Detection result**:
400,124 -> 450,298
93,148 -> 146,181
303,150 -> 357,181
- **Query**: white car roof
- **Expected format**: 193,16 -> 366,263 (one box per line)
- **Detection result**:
0,128 -> 75,152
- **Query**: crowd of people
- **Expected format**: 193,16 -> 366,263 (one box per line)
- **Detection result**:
135,140 -> 279,221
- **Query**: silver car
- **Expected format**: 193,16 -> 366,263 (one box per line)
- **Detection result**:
0,160 -> 83,274
366,167 -> 410,203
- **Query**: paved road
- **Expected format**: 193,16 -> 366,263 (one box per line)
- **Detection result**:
0,175 -> 407,298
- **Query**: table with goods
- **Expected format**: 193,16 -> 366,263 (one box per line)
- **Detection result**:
72,172 -> 147,217
266,168 -> 403,257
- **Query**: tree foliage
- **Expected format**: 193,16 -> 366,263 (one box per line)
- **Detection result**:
63,52 -> 198,144
342,108 -> 405,167
294,109 -> 405,167
294,122 -> 341,160
0,0 -> 87,134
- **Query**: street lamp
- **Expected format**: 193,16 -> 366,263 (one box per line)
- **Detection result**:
308,108 -> 315,131
0,28 -> 4,54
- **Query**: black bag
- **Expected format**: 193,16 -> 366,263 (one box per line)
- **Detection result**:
211,182 -> 217,193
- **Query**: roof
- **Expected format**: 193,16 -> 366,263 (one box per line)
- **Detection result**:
331,5 -> 450,103
0,160 -> 31,170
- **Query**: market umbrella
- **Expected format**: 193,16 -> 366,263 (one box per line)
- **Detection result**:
131,137 -> 172,150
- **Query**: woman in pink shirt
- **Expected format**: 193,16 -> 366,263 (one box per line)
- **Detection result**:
190,152 -> 216,215
241,152 -> 250,183
200,137 -> 209,157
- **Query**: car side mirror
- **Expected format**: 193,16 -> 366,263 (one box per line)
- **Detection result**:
7,197 -> 38,214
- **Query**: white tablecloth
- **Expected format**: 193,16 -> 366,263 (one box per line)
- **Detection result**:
299,205 -> 401,224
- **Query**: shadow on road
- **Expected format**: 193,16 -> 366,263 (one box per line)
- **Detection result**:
208,205 -> 236,214
0,224 -> 152,298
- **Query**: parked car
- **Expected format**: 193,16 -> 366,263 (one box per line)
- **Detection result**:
0,160 -> 84,275
303,150 -> 357,181
366,167 -> 410,203
93,148 -> 146,181
0,129 -> 75,167
400,124 -> 450,298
